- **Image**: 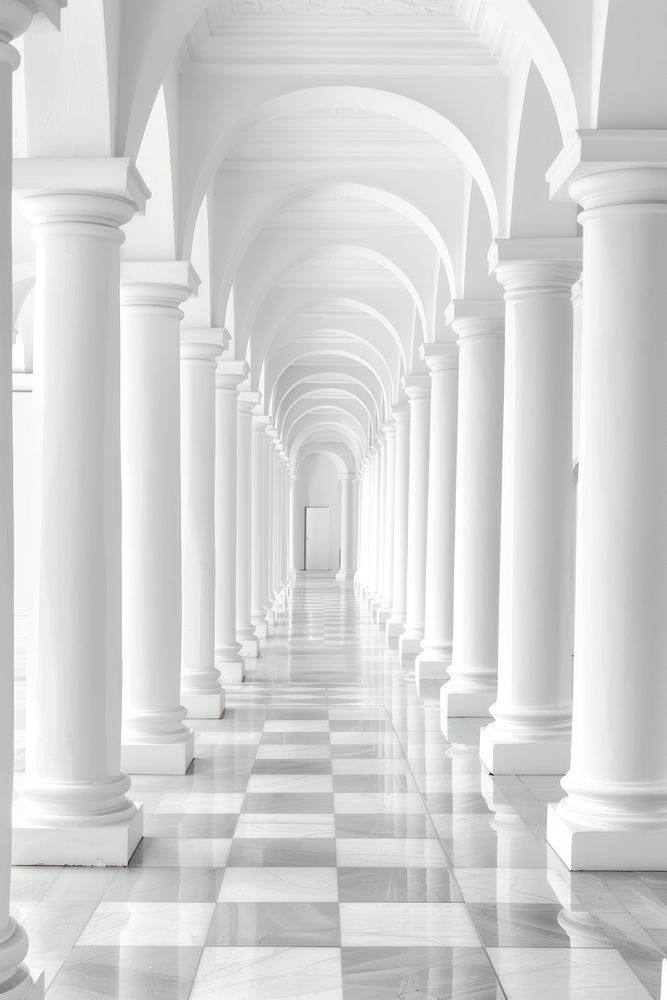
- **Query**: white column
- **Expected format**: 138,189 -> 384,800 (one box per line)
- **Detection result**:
214,360 -> 248,684
266,430 -> 279,621
119,261 -> 198,776
180,327 -> 227,719
480,239 -> 581,775
441,302 -> 504,720
399,376 -> 431,660
237,391 -> 260,657
386,404 -> 409,648
251,415 -> 269,639
546,140 -> 667,870
276,448 -> 287,607
354,461 -> 368,593
13,161 -> 148,867
0,4 -> 47,992
378,422 -> 396,625
336,473 -> 356,580
371,434 -> 386,616
289,472 -> 301,574
415,344 -> 459,686
364,447 -> 378,600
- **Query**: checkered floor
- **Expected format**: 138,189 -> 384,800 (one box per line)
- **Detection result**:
11,575 -> 667,998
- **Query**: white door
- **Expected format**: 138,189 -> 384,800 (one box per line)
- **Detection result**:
305,506 -> 331,570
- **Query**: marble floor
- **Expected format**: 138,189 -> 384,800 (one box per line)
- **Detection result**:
11,575 -> 667,998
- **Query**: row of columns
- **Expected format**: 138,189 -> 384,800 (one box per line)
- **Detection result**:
356,155 -> 667,870
0,15 -> 294,993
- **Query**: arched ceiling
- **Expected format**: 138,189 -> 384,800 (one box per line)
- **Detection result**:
13,0 -> 652,477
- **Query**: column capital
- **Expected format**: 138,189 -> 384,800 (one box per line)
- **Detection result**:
445,299 -> 504,345
490,237 -> 582,299
0,0 -> 33,67
252,414 -> 270,433
547,130 -> 667,206
216,358 -> 249,391
420,341 -> 459,373
120,260 -> 200,314
402,374 -> 431,400
180,327 -> 228,364
338,472 -> 356,485
290,473 -> 301,484
265,425 -> 278,441
238,390 -> 261,415
391,403 -> 410,423
381,419 -> 396,437
16,157 -> 150,226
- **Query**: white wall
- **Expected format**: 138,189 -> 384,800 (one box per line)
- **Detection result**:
294,452 -> 341,572
13,382 -> 36,649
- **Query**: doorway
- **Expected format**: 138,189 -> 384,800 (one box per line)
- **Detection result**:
305,506 -> 331,570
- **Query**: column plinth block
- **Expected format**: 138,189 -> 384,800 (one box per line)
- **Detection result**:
182,691 -> 225,720
440,681 -> 493,720
252,620 -> 267,640
216,658 -> 245,685
414,647 -> 452,685
13,805 -> 143,867
399,631 -> 423,659
238,630 -> 259,657
547,804 -> 667,871
479,726 -> 570,775
121,731 -> 195,776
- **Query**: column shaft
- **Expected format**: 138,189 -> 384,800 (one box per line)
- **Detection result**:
416,346 -> 458,685
15,165 -> 148,867
441,304 -> 504,720
237,392 -> 260,657
119,263 -> 197,776
378,424 -> 396,625
546,154 -> 667,869
386,405 -> 409,647
480,242 -> 580,775
251,416 -> 268,639
214,361 -> 247,683
0,5 -> 45,991
180,328 -> 226,719
336,475 -> 356,580
399,377 -> 431,659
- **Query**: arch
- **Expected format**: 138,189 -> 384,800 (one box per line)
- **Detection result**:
236,240 -> 428,363
181,86 -> 499,257
214,182 -> 457,322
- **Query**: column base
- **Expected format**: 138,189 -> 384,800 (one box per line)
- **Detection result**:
385,618 -> 404,650
0,921 -> 44,1000
479,726 -> 570,775
217,660 -> 245,684
12,806 -> 143,867
336,570 -> 354,581
252,618 -> 267,639
399,632 -> 423,660
440,681 -> 494,719
121,731 -> 195,776
377,607 -> 392,626
182,690 -> 225,720
21,972 -> 44,1000
414,651 -> 451,685
239,637 -> 259,658
547,803 -> 667,871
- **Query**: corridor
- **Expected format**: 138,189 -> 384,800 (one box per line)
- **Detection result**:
11,577 -> 666,999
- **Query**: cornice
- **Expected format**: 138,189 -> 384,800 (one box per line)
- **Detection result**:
14,158 -> 150,216
547,130 -> 667,203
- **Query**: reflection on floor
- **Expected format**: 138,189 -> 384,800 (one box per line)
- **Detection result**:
11,575 -> 667,998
